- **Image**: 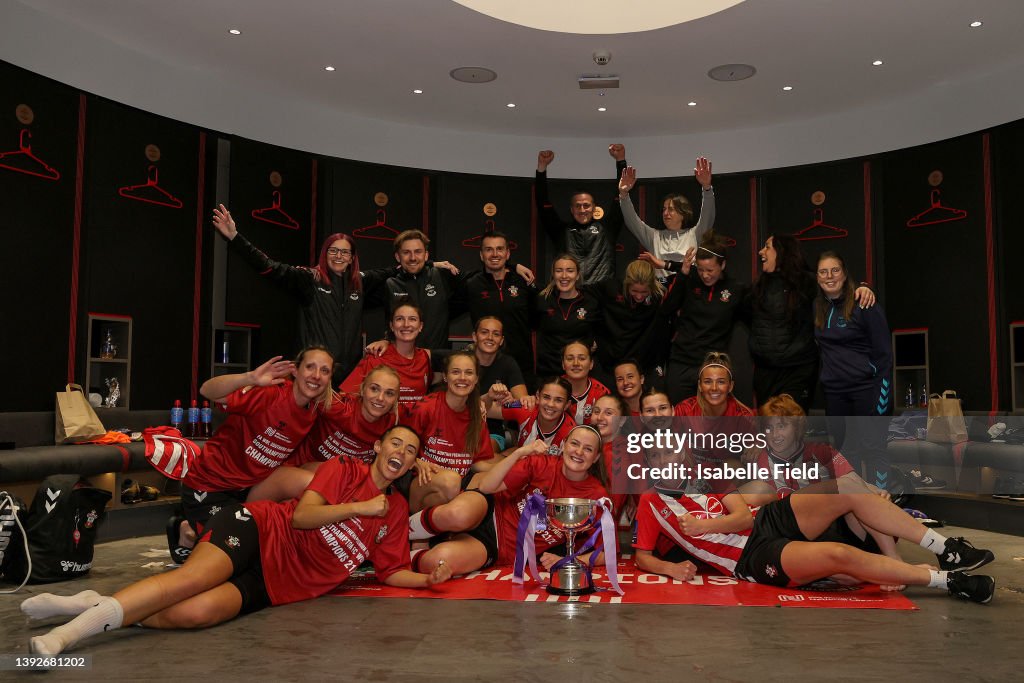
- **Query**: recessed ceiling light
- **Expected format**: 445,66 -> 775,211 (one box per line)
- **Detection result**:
506,103 -> 516,108
324,65 -> 336,72
970,21 -> 983,28
412,89 -> 423,94
782,86 -> 793,91
872,60 -> 884,66
597,107 -> 607,112
687,101 -> 697,107
228,29 -> 241,35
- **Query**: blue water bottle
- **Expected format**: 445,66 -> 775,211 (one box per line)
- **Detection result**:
170,399 -> 183,431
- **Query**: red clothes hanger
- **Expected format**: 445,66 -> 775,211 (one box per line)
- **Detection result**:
118,165 -> 183,209
794,208 -> 848,241
353,209 -> 400,241
251,190 -> 299,230
906,189 -> 967,228
0,129 -> 61,181
461,219 -> 518,250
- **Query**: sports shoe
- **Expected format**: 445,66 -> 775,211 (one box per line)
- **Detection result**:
908,468 -> 946,490
992,476 -> 1015,500
939,537 -> 994,572
947,571 -> 995,604
165,514 -> 192,565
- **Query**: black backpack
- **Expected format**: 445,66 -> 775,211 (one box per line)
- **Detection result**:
1,475 -> 112,584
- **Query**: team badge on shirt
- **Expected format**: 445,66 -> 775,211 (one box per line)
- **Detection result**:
425,284 -> 437,297
376,525 -> 388,544
764,564 -> 778,578
720,289 -> 732,302
226,536 -> 240,549
350,292 -> 360,301
84,510 -> 98,529
589,225 -> 600,235
576,308 -> 587,319
508,286 -> 519,297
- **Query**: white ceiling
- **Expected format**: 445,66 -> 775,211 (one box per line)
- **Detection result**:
4,0 -> 1024,177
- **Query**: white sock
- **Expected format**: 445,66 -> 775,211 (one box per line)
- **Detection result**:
919,529 -> 949,554
21,590 -> 102,620
408,509 -> 438,541
927,569 -> 950,589
29,596 -> 124,655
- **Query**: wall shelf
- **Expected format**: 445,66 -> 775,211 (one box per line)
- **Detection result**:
892,328 -> 929,410
85,314 -> 133,409
212,324 -> 254,377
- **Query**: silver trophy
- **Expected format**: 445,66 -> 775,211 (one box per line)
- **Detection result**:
104,377 -> 121,408
545,497 -> 601,596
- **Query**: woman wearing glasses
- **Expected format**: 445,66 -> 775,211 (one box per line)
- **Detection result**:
213,205 -> 364,381
814,251 -> 894,486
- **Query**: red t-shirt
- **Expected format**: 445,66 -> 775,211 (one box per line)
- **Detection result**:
634,487 -> 751,577
501,405 -> 576,455
671,395 -> 756,465
245,458 -> 410,606
672,395 -> 754,418
493,454 -> 609,565
402,392 -> 494,475
292,393 -> 399,465
602,439 -> 644,517
564,377 -> 611,424
184,382 -> 316,492
753,442 -> 854,498
339,346 -> 431,404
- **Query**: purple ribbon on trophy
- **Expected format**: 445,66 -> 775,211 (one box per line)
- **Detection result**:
549,498 -> 623,595
513,492 -> 548,586
513,494 -> 623,596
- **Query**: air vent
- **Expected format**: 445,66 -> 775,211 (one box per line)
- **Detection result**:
450,67 -> 497,83
578,75 -> 620,90
707,64 -> 757,82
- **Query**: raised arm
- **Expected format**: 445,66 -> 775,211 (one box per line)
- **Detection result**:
617,166 -> 658,252
690,157 -> 716,244
214,204 -> 315,298
199,356 -> 294,402
535,150 -> 566,249
477,440 -> 547,493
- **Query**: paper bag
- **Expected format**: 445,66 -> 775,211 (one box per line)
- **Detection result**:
55,384 -> 106,444
926,390 -> 968,444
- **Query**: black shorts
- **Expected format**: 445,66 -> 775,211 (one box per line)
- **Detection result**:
458,490 -> 499,568
735,496 -> 806,587
815,517 -> 882,554
199,503 -> 271,615
181,485 -> 250,534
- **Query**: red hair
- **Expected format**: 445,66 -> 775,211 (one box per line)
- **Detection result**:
315,233 -> 361,292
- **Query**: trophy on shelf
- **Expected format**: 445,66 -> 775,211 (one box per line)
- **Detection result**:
100,329 -> 118,359
544,497 -> 601,596
104,377 -> 120,408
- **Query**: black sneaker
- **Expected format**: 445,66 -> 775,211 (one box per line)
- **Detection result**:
165,514 -> 192,565
939,537 -> 995,572
992,475 -> 1014,500
908,468 -> 946,490
947,571 -> 995,604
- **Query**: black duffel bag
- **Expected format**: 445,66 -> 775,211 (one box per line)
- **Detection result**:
1,475 -> 111,584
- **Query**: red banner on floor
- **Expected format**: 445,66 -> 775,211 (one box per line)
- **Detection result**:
330,556 -> 917,610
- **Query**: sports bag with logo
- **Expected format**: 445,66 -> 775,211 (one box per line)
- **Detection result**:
2,475 -> 112,584
0,491 -> 29,588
